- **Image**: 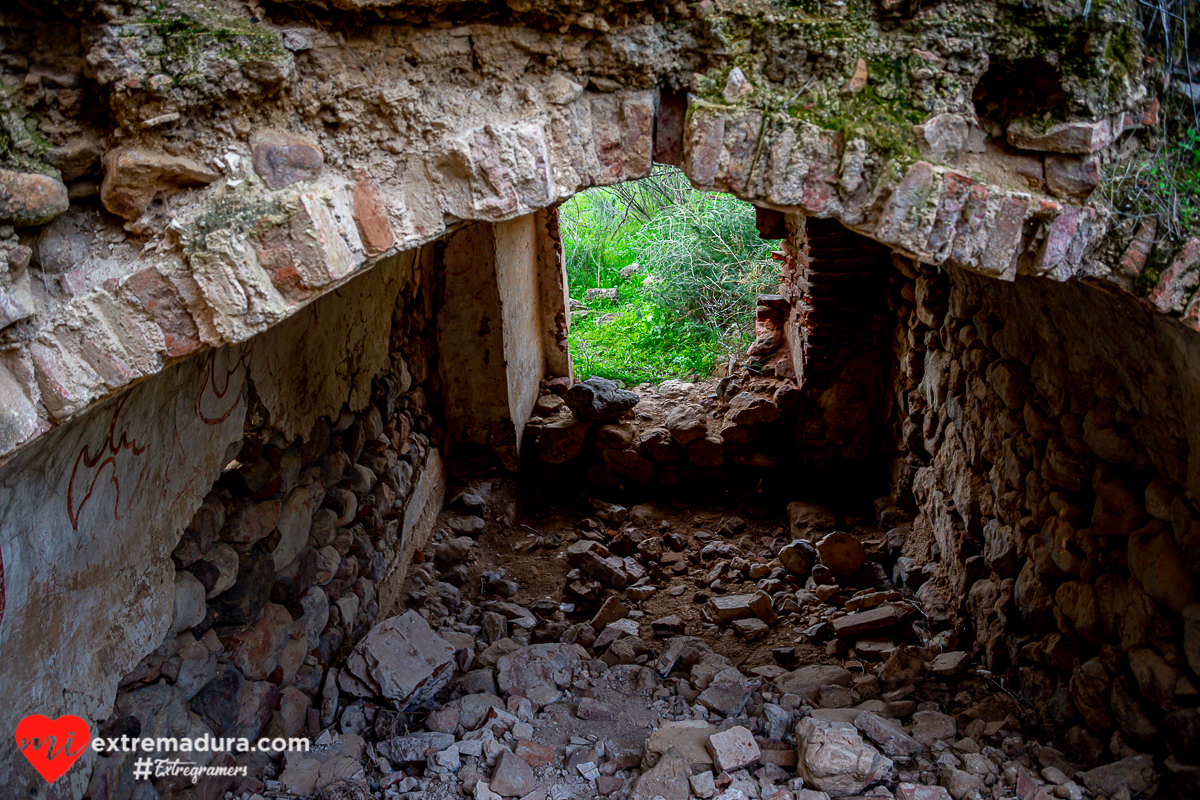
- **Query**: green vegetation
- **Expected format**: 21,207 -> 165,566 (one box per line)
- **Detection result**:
1104,0 -> 1200,295
130,1 -> 288,86
561,167 -> 781,384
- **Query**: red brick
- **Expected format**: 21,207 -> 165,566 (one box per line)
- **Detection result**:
980,196 -> 1030,280
351,169 -> 395,257
1149,237 -> 1200,313
124,267 -> 202,357
1035,206 -> 1081,274
1118,218 -> 1157,276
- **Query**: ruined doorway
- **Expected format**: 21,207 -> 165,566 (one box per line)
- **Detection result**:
558,166 -> 782,386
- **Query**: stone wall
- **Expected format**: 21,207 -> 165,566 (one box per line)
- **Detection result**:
437,211 -> 570,470
0,243 -> 447,798
886,262 -> 1200,790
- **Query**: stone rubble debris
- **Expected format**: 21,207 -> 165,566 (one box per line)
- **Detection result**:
201,483 -> 1166,800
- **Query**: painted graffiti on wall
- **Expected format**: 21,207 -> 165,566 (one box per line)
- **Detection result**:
66,395 -> 149,532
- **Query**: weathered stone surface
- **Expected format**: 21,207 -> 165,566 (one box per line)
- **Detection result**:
536,418 -> 590,463
665,403 -> 708,446
280,733 -> 365,795
491,749 -> 537,797
0,169 -> 69,226
816,532 -> 866,576
497,643 -> 584,704
631,746 -> 692,800
1184,604 -> 1200,679
1128,524 -> 1197,613
703,592 -> 774,625
1045,155 -> 1100,198
378,732 -> 455,765
788,501 -> 839,539
1078,754 -> 1156,796
344,610 -> 455,708
697,667 -> 751,717
775,664 -> 853,701
168,571 -> 207,637
909,710 -> 957,747
1007,119 -> 1109,153
726,392 -> 780,424
706,725 -> 760,772
100,147 -> 219,220
566,377 -> 639,421
643,719 -> 716,770
854,711 -> 925,757
795,717 -> 893,796
252,129 -> 324,190
780,540 -> 817,575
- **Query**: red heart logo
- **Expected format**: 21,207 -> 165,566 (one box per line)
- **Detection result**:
15,714 -> 91,784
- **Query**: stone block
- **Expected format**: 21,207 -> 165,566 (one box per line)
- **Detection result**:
706,725 -> 760,772
795,717 -> 893,797
1007,119 -> 1110,154
101,147 -> 218,220
343,610 -> 456,708
831,605 -> 902,638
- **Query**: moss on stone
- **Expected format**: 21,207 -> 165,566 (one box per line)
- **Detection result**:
188,194 -> 289,254
124,1 -> 288,86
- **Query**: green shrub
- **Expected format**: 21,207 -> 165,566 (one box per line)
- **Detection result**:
559,166 -> 781,383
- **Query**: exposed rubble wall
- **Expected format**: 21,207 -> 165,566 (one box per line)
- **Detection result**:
887,262 -> 1200,778
0,242 -> 450,797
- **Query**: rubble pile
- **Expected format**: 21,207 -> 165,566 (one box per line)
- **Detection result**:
230,490 -> 1160,800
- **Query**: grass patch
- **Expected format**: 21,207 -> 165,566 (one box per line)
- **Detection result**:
561,167 -> 781,384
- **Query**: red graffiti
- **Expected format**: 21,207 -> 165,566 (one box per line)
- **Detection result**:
197,349 -> 247,426
66,394 -> 148,532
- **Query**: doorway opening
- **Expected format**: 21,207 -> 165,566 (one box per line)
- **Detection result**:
558,165 -> 782,387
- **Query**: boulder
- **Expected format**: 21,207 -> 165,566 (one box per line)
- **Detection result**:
496,643 -> 585,706
665,404 -> 708,446
643,720 -> 716,770
566,377 -> 639,421
816,532 -> 866,577
343,611 -> 456,708
0,169 -> 69,226
774,664 -> 852,702
854,711 -> 925,757
279,733 -> 365,795
1079,754 -> 1157,796
726,392 -> 780,425
490,749 -> 537,797
706,725 -> 760,772
795,717 -> 893,796
536,418 -> 590,463
779,540 -> 817,575
631,746 -> 691,800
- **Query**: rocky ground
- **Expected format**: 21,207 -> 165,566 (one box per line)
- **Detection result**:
233,484 -> 1158,800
